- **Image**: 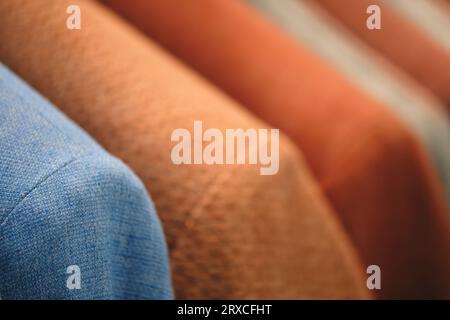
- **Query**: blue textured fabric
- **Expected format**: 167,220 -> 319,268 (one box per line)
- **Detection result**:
0,64 -> 173,300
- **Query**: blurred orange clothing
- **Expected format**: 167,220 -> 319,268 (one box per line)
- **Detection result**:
314,0 -> 450,110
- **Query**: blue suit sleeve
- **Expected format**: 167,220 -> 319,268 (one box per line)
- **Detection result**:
0,154 -> 173,300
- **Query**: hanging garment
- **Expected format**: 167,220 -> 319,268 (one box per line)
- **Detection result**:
0,64 -> 173,300
0,0 -> 370,299
100,0 -> 450,299
247,0 -> 450,204
314,0 -> 450,111
386,0 -> 450,53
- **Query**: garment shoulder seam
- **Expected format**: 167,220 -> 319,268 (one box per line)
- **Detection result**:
0,152 -> 96,227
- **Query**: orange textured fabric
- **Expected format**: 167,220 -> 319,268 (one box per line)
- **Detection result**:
0,0 -> 370,299
101,0 -> 450,298
313,0 -> 450,110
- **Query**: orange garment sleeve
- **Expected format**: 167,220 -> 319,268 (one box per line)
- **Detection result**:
101,0 -> 450,298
